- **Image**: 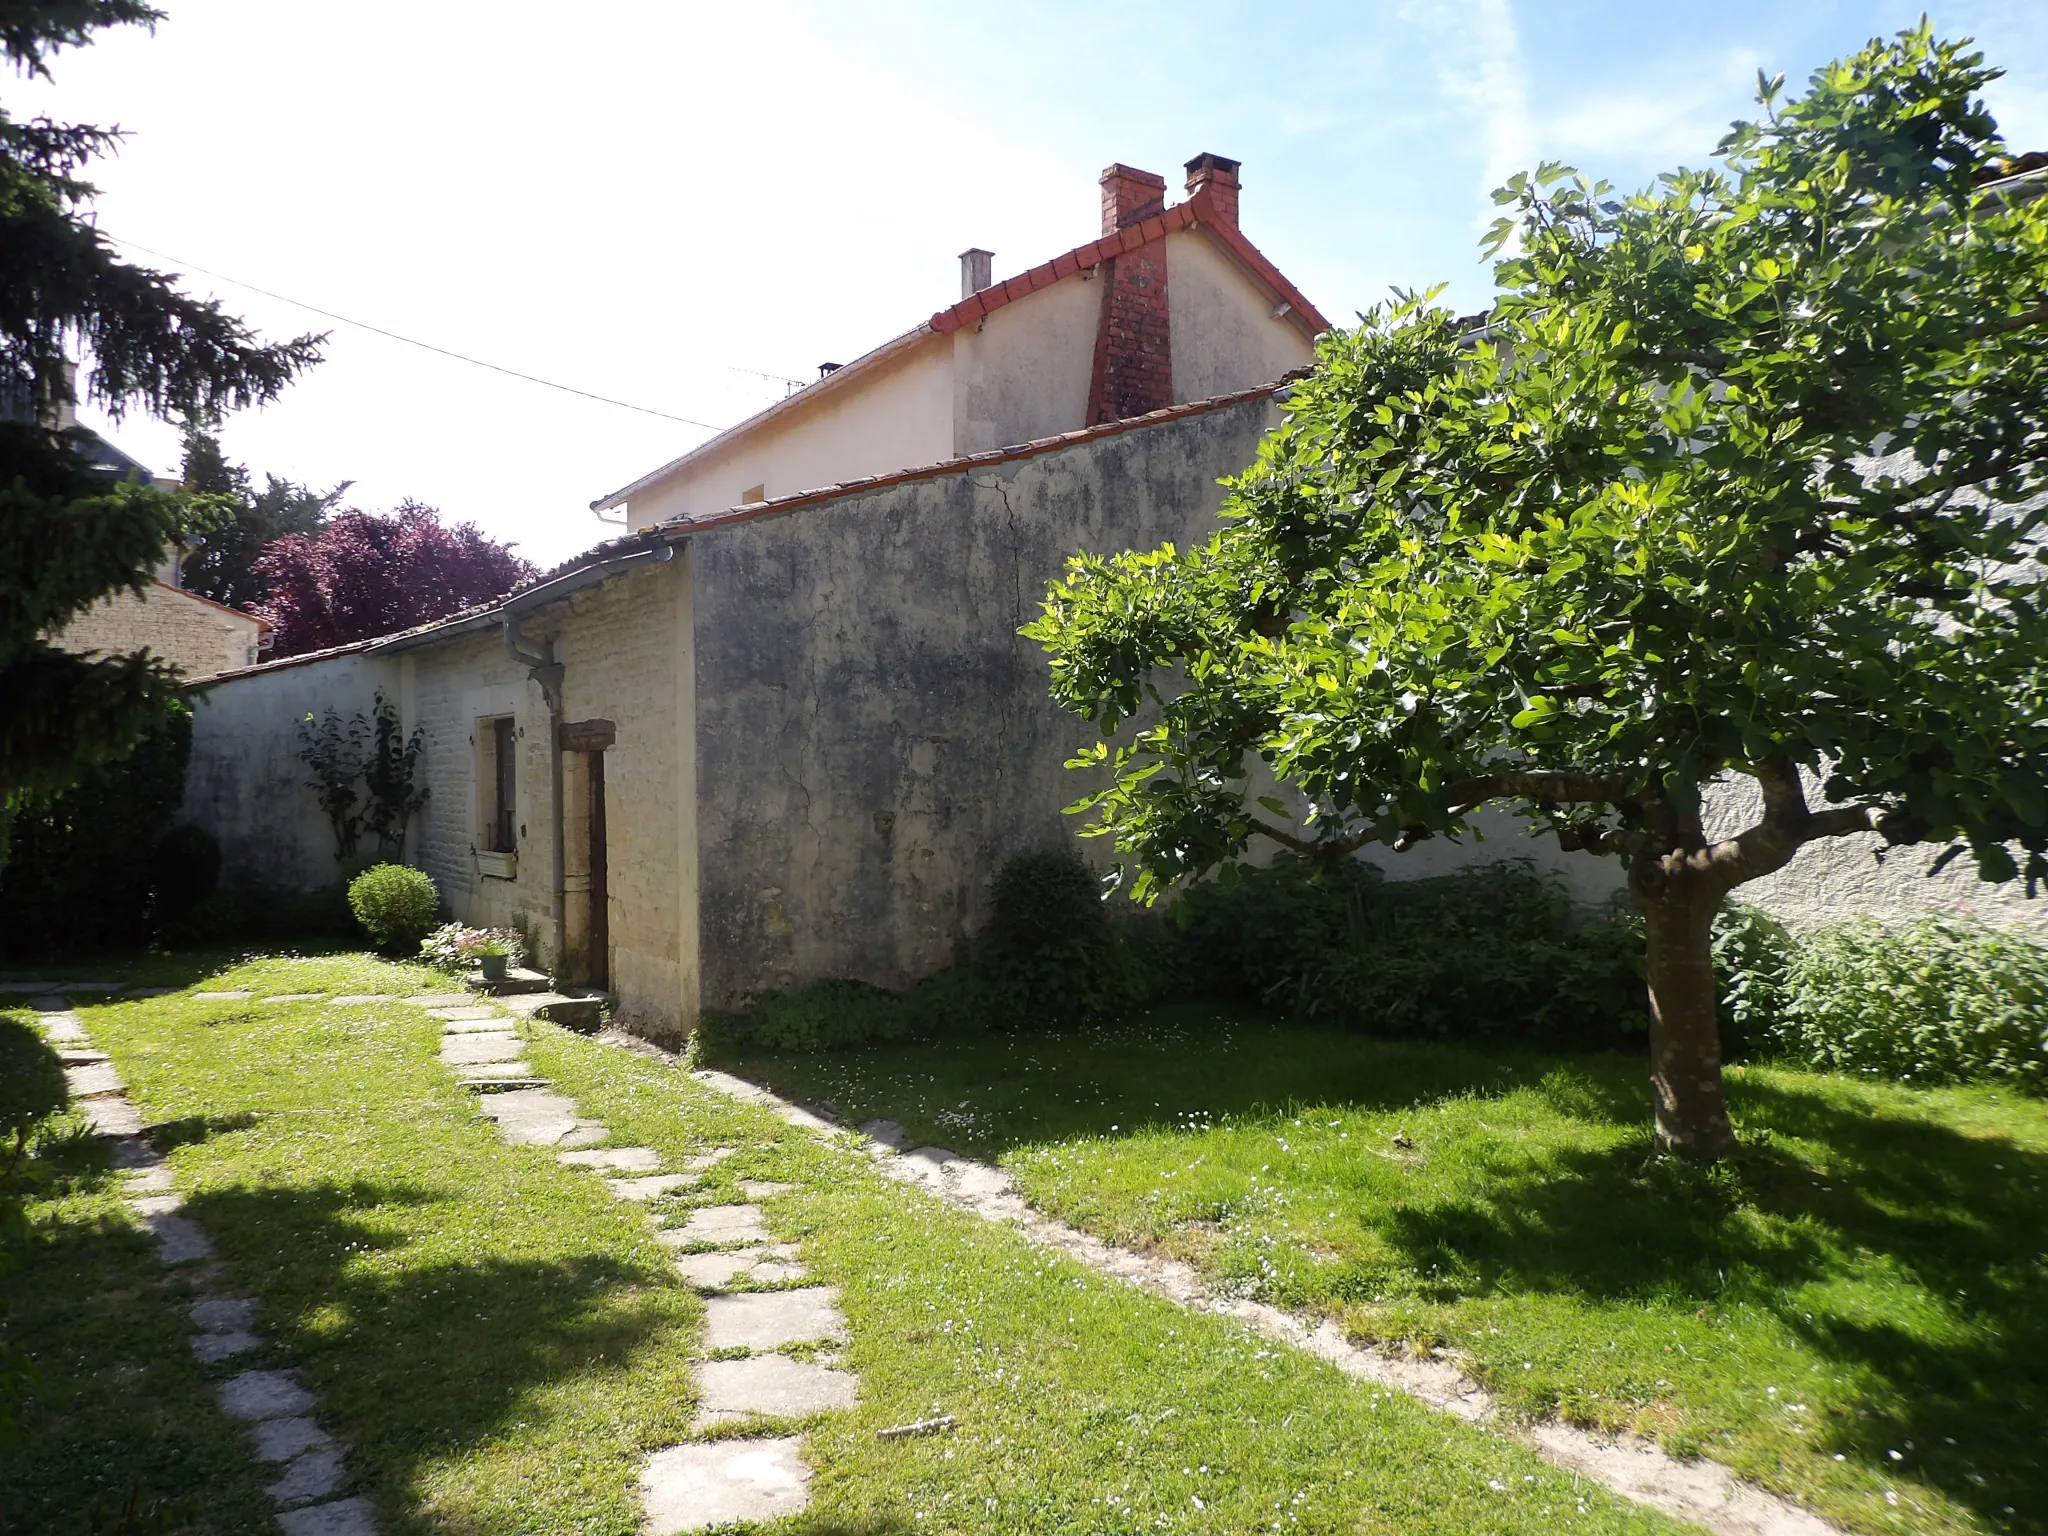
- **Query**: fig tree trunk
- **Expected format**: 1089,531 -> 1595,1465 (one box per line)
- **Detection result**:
1630,861 -> 1738,1162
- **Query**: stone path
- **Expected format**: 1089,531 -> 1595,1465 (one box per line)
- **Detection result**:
33,995 -> 376,1536
675,1063 -> 1843,1536
422,995 -> 856,1532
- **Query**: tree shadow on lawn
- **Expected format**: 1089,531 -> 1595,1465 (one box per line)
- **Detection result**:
1381,1075 -> 2048,1530
177,1179 -> 698,1532
725,1009 -> 1655,1158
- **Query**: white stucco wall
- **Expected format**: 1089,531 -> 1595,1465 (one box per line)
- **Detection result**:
184,653 -> 401,891
950,272 -> 1102,453
625,336 -> 956,531
1167,229 -> 1318,402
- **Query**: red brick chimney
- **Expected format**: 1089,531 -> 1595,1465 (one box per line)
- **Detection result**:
1099,163 -> 1167,234
1087,163 -> 1173,424
1184,152 -> 1240,226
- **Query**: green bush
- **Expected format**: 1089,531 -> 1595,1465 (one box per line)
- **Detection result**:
346,863 -> 439,952
149,824 -> 221,919
1167,858 -> 1648,1048
1762,916 -> 2048,1090
0,699 -> 191,958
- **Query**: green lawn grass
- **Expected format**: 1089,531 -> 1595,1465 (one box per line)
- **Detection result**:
719,1004 -> 2048,1536
8,954 -> 1690,1535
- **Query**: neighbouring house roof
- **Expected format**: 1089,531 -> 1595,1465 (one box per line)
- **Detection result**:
151,579 -> 271,631
590,183 -> 1327,515
203,372 -> 1306,685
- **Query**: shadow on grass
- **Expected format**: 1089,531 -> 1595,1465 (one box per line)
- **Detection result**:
176,1178 -> 694,1532
718,1006 -> 1655,1158
1378,1075 -> 2048,1528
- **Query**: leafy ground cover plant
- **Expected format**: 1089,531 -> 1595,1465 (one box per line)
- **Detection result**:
1027,28 -> 2048,1160
419,921 -> 525,974
723,1007 -> 2048,1535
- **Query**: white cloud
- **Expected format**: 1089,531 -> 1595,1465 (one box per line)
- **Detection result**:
1401,0 -> 1534,227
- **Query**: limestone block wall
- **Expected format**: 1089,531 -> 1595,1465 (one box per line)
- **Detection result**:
58,581 -> 264,681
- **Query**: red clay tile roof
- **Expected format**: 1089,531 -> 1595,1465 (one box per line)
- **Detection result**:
928,185 -> 1330,338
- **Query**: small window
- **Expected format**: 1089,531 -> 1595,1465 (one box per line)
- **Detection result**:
741,484 -> 766,504
488,717 -> 517,851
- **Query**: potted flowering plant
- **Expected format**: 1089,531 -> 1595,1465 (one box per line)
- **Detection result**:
420,923 -> 526,981
475,935 -> 514,982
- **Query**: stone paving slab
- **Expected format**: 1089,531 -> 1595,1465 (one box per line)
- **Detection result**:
558,1146 -> 661,1172
774,1104 -> 837,1133
681,1148 -> 733,1172
107,1132 -> 157,1166
265,993 -> 326,1003
125,1164 -> 175,1192
666,1205 -> 771,1247
438,1033 -> 525,1064
475,1089 -> 582,1146
410,993 -> 475,1007
456,1061 -> 534,1080
641,1439 -> 810,1533
219,1370 -> 315,1422
194,990 -> 255,1000
738,1180 -> 795,1199
64,1062 -> 126,1096
84,1097 -> 144,1135
674,1248 -> 809,1290
559,1123 -> 608,1148
694,1354 -> 857,1426
605,1173 -> 699,1201
428,1005 -> 503,1022
193,1297 -> 259,1332
123,986 -> 179,998
252,1415 -> 334,1462
268,1443 -> 345,1504
329,994 -> 398,1006
701,1287 -> 846,1352
193,1330 -> 263,1363
39,1014 -> 88,1042
58,1047 -> 110,1064
439,1018 -> 517,1034
276,1497 -> 378,1536
859,1117 -> 911,1149
144,1211 -> 214,1264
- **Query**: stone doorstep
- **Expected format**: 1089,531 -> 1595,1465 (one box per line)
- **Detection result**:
466,965 -> 551,995
641,1438 -> 810,1534
700,1288 -> 847,1353
275,1496 -> 378,1536
501,992 -> 606,1030
692,1354 -> 857,1429
558,1146 -> 661,1173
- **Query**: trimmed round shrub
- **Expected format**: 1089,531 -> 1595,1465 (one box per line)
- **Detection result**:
347,863 -> 439,952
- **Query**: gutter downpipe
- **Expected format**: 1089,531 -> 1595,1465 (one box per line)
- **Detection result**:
500,540 -> 675,977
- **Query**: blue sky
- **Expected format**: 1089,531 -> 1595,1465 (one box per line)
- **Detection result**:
23,1 -> 2047,565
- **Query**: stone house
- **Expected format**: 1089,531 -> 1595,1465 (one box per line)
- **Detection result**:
180,153 -> 2043,1039
58,575 -> 269,682
182,155 -> 1351,1035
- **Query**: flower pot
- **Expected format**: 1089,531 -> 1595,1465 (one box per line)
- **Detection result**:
479,952 -> 510,983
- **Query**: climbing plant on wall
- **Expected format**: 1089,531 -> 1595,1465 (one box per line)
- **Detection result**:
295,691 -> 426,863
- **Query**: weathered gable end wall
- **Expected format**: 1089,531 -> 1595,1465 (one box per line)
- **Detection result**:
686,396 -> 1281,1010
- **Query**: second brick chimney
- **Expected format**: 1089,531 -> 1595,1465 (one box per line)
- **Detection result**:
1184,152 -> 1240,226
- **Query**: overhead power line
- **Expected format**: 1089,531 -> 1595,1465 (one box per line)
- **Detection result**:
104,234 -> 783,430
